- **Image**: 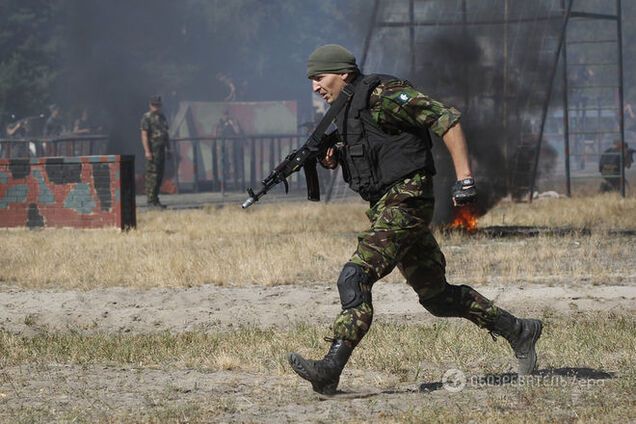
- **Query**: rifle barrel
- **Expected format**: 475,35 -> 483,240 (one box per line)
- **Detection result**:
241,197 -> 256,209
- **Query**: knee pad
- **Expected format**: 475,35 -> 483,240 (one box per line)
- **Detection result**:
418,284 -> 467,317
337,263 -> 371,309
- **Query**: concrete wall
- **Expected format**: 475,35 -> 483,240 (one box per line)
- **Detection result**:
0,155 -> 136,229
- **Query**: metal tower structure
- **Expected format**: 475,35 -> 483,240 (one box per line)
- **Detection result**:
353,0 -> 626,201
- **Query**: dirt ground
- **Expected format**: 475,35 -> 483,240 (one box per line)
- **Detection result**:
1,280 -> 634,335
1,278 -> 634,422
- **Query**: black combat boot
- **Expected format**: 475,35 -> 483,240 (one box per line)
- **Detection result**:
147,199 -> 167,210
288,339 -> 353,395
490,310 -> 543,375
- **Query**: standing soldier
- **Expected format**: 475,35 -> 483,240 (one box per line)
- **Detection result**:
216,110 -> 245,190
140,95 -> 171,209
598,140 -> 634,192
287,44 -> 543,395
43,104 -> 65,137
4,115 -> 28,157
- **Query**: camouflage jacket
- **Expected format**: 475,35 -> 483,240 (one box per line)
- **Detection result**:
599,146 -> 634,175
368,79 -> 461,138
140,111 -> 169,145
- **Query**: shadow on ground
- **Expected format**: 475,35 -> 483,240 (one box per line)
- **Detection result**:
317,367 -> 615,400
418,367 -> 615,393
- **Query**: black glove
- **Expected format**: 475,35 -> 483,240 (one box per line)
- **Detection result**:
451,177 -> 477,206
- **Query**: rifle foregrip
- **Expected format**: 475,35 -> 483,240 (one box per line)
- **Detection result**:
304,158 -> 320,202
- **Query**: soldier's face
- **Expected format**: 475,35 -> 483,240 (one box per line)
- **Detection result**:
150,103 -> 161,112
311,73 -> 349,104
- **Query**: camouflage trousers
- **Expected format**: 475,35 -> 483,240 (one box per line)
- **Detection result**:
332,172 -> 501,346
145,141 -> 166,203
600,177 -> 624,193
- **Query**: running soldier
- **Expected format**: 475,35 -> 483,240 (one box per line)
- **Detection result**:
288,44 -> 543,395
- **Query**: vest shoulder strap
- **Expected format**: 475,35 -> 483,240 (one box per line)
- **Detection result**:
351,73 -> 405,113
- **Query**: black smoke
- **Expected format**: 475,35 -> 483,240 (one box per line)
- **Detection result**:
384,1 -> 563,223
48,0 -> 364,170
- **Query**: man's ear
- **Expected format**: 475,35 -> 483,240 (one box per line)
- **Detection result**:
339,73 -> 349,81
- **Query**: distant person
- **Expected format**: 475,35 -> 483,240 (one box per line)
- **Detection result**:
216,110 -> 242,138
140,95 -> 171,209
624,103 -> 635,120
599,140 -> 634,192
216,110 -> 244,189
5,115 -> 27,138
4,116 -> 33,157
6,114 -> 45,139
73,108 -> 93,134
216,73 -> 237,102
43,104 -> 65,137
3,116 -> 22,157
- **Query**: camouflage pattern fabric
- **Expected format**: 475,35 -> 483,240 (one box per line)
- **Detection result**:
332,302 -> 373,347
331,172 -> 503,345
140,111 -> 169,145
332,172 -> 440,344
141,111 -> 169,202
419,283 -> 501,329
598,146 -> 633,192
350,172 -> 442,284
369,79 -> 461,138
458,285 -> 500,328
145,141 -> 165,203
325,77 -> 504,347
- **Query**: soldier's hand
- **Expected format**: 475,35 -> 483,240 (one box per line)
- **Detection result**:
320,147 -> 338,169
145,150 -> 153,160
452,177 -> 477,206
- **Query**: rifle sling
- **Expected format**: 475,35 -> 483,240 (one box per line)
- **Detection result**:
307,83 -> 354,146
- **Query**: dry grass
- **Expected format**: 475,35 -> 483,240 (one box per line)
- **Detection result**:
0,194 -> 635,289
1,313 -> 633,379
0,312 -> 633,422
1,194 -> 634,422
439,233 -> 634,285
479,193 -> 636,229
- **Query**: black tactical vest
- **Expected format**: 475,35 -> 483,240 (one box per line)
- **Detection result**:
335,74 -> 436,203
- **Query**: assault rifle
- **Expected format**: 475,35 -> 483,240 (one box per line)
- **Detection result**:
241,147 -> 320,209
241,84 -> 353,209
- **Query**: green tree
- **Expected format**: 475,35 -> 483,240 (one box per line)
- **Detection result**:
0,0 -> 62,126
0,0 -> 369,144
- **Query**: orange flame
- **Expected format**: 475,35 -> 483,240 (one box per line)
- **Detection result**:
450,206 -> 478,233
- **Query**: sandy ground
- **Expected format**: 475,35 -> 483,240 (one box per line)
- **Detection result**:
1,280 -> 634,335
1,280 -> 634,422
